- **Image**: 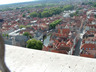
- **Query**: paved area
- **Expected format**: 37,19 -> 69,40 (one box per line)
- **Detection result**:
5,45 -> 96,72
73,27 -> 85,55
73,38 -> 82,55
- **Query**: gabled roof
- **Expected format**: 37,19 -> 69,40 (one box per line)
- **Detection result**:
86,30 -> 96,34
51,50 -> 67,54
53,41 -> 70,51
66,40 -> 73,47
88,17 -> 94,22
58,29 -> 70,34
81,44 -> 96,50
83,37 -> 96,42
42,45 -> 49,51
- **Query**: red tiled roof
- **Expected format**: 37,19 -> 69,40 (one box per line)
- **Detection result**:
51,50 -> 67,54
86,30 -> 96,34
51,50 -> 60,53
42,45 -> 49,51
81,44 -> 96,50
83,37 -> 96,42
66,40 -> 73,47
80,54 -> 94,58
88,17 -> 94,22
55,33 -> 68,37
58,29 -> 70,34
86,24 -> 96,28
62,29 -> 70,34
55,40 -> 59,43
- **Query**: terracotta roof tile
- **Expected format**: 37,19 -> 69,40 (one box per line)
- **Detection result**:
80,54 -> 94,58
81,44 -> 96,50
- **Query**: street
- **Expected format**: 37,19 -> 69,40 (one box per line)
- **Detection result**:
73,22 -> 85,56
73,38 -> 82,56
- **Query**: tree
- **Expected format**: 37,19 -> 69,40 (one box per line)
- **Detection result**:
41,11 -> 50,17
23,32 -> 32,38
76,10 -> 79,14
6,34 -> 9,37
22,14 -> 26,17
70,10 -> 79,17
26,25 -> 31,28
49,19 -> 62,29
88,2 -> 93,5
2,34 -> 8,37
2,34 -> 5,37
44,8 -> 48,11
63,5 -> 74,11
94,15 -> 96,18
28,5 -> 74,18
26,39 -> 43,50
19,25 -> 26,29
93,3 -> 96,7
30,12 -> 38,17
21,10 -> 25,12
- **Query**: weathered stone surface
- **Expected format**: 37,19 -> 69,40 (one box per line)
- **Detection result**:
5,45 -> 96,72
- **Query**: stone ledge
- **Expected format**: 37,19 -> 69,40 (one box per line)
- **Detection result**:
5,45 -> 96,72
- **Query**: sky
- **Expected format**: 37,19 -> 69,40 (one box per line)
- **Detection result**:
0,0 -> 36,5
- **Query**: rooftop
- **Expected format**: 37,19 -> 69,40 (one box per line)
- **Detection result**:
5,45 -> 96,72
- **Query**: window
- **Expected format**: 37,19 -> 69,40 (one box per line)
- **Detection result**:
89,48 -> 91,50
86,48 -> 88,50
93,48 -> 94,50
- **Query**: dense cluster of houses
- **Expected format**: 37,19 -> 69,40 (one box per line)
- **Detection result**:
0,3 -> 96,58
80,9 -> 96,58
43,6 -> 96,57
43,16 -> 85,55
0,8 -> 64,47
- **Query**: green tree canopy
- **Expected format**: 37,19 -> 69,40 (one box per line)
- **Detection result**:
49,19 -> 62,29
29,5 -> 74,18
19,25 -> 26,29
70,10 -> 79,17
22,14 -> 26,17
63,5 -> 74,11
94,15 -> 96,18
93,3 -> 96,7
23,32 -> 32,38
30,12 -> 38,17
27,39 -> 43,50
41,11 -> 50,17
2,34 -> 8,37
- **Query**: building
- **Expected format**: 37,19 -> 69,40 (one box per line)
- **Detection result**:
80,43 -> 96,58
12,35 -> 29,47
